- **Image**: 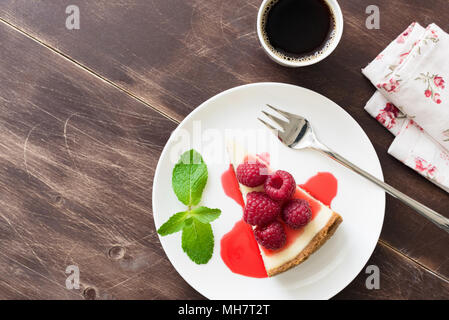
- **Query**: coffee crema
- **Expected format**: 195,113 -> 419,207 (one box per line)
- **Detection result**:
261,0 -> 336,62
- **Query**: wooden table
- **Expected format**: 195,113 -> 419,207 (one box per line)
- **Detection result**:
0,0 -> 448,300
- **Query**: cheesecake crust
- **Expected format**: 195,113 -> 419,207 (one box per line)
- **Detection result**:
267,212 -> 343,277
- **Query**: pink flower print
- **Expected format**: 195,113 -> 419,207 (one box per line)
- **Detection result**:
398,51 -> 410,65
396,35 -> 405,44
396,23 -> 415,43
422,29 -> 439,44
428,29 -> 439,41
440,150 -> 449,162
383,102 -> 400,116
434,76 -> 445,89
415,73 -> 445,104
414,157 -> 437,178
410,30 -> 438,57
406,119 -> 415,129
377,78 -> 401,93
396,30 -> 410,44
375,103 -> 400,129
405,119 -> 423,132
376,54 -> 384,60
433,93 -> 442,104
376,112 -> 395,129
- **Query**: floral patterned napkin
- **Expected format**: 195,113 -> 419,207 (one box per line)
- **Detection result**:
365,92 -> 449,192
362,22 -> 449,193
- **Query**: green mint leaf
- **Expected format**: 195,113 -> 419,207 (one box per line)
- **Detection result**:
172,149 -> 208,206
181,218 -> 214,264
189,206 -> 221,224
157,211 -> 189,236
157,206 -> 220,236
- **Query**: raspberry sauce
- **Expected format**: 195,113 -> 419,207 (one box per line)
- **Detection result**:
221,165 -> 267,277
220,220 -> 268,278
221,161 -> 338,278
221,165 -> 245,208
300,172 -> 338,207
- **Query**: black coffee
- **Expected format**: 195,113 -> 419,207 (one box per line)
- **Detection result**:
262,0 -> 335,61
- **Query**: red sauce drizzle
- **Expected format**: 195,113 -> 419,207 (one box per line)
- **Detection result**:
300,172 -> 338,207
221,165 -> 245,208
220,158 -> 338,278
220,220 -> 268,278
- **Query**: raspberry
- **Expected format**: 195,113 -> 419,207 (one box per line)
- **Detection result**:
254,221 -> 286,250
264,170 -> 296,201
282,199 -> 312,229
244,192 -> 280,227
236,161 -> 268,187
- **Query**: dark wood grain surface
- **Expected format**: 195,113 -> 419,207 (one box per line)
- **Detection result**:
0,0 -> 448,299
0,21 -> 201,300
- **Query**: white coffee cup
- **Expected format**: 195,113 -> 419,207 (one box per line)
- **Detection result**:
256,0 -> 344,67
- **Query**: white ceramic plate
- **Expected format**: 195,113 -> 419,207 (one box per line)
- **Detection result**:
152,83 -> 385,300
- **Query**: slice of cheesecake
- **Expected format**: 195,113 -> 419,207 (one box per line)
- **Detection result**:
226,140 -> 342,277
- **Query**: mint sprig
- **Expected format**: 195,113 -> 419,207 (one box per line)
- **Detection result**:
182,218 -> 214,264
157,149 -> 221,264
157,211 -> 189,236
172,149 -> 208,207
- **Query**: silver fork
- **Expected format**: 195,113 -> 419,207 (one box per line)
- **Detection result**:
258,104 -> 449,234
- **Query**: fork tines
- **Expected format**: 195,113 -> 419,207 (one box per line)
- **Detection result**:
258,104 -> 292,132
266,104 -> 294,118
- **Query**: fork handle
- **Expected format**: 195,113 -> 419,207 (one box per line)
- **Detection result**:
315,146 -> 449,234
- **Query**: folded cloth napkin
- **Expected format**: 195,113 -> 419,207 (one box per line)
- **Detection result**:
365,92 -> 449,192
363,22 -> 449,193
